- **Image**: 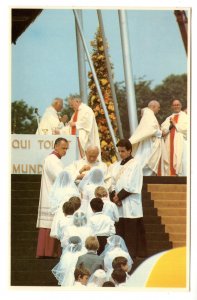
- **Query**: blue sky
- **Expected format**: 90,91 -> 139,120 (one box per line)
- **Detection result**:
11,8 -> 187,115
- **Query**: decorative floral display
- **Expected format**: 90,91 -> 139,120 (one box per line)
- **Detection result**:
88,27 -> 119,165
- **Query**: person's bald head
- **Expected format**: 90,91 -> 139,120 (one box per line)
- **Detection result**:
85,145 -> 99,163
52,98 -> 63,112
148,100 -> 160,114
171,99 -> 182,113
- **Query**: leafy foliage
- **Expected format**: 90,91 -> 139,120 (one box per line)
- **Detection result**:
11,100 -> 38,134
115,74 -> 187,134
153,74 -> 187,123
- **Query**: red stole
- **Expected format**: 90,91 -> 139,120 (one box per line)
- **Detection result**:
70,110 -> 84,158
170,114 -> 179,175
51,151 -> 61,159
71,110 -> 78,135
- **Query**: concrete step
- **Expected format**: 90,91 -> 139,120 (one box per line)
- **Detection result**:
147,244 -> 172,256
150,192 -> 186,200
12,182 -> 41,190
147,184 -> 187,192
144,223 -> 165,233
11,198 -> 39,206
143,176 -> 187,184
12,219 -> 37,231
153,200 -> 186,208
11,258 -> 59,272
146,232 -> 169,241
11,242 -> 37,258
143,207 -> 158,216
12,231 -> 38,241
172,241 -> 187,248
12,213 -> 37,222
11,271 -> 58,286
11,174 -> 41,182
12,205 -> 38,214
157,208 -> 186,217
12,190 -> 40,198
142,199 -> 155,207
161,216 -> 186,224
143,216 -> 161,224
146,240 -> 172,248
169,233 -> 186,242
165,224 -> 186,233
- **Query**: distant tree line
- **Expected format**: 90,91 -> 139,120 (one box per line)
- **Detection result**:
116,73 -> 187,138
11,73 -> 187,137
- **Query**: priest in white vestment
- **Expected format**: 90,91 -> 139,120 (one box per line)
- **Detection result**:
65,145 -> 108,185
36,137 -> 69,258
109,139 -> 147,259
36,98 -> 69,135
129,100 -> 166,176
67,96 -> 101,157
161,99 -> 188,176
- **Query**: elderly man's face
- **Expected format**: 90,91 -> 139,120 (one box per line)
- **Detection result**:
69,99 -> 80,111
153,104 -> 160,114
54,101 -> 63,112
86,149 -> 99,163
171,100 -> 182,113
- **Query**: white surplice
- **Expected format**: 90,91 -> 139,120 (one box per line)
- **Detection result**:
70,103 -> 101,153
129,107 -> 163,175
110,158 -> 143,219
36,153 -> 64,229
36,106 -> 69,135
161,110 -> 188,176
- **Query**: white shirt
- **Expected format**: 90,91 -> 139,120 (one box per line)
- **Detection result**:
50,214 -> 73,240
89,212 -> 115,236
103,199 -> 119,222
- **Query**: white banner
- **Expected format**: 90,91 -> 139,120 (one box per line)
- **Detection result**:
11,134 -> 80,174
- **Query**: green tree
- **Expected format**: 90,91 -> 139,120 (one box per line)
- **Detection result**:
153,74 -> 187,123
11,100 -> 37,133
62,94 -> 78,119
134,78 -> 156,120
115,74 -> 187,133
115,79 -> 155,138
114,82 -> 130,138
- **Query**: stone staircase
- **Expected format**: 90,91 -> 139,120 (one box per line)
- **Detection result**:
11,174 -> 187,286
146,183 -> 187,248
11,175 -> 58,286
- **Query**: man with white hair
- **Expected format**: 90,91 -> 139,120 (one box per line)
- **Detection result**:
67,96 -> 101,157
65,145 -> 108,183
161,99 -> 188,176
36,97 -> 68,135
129,100 -> 167,175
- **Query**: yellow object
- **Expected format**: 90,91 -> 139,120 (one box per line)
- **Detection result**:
146,247 -> 186,288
